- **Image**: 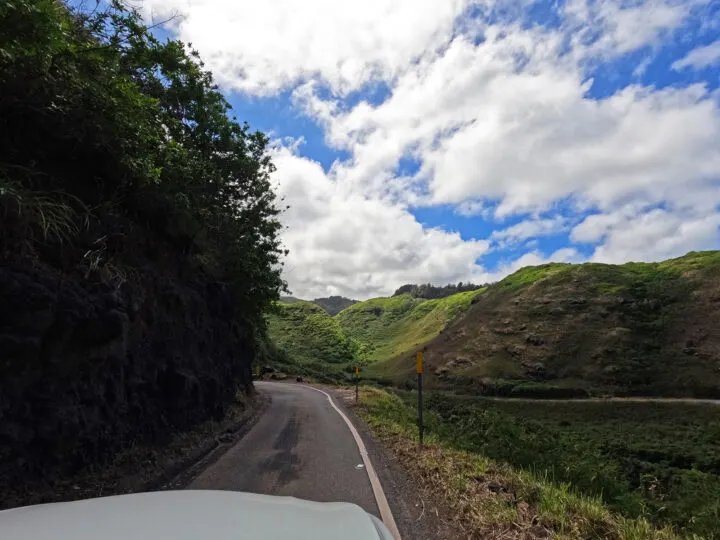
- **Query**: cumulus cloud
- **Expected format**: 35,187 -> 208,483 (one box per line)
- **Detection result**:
491,217 -> 570,248
140,0 -> 470,95
564,0 -> 700,56
672,40 -> 720,70
272,146 -> 490,299
302,36 -> 720,217
572,206 -> 720,263
141,0 -> 720,298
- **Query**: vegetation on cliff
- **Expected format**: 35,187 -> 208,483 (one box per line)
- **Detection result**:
267,302 -> 352,359
0,0 -> 284,309
0,0 -> 283,505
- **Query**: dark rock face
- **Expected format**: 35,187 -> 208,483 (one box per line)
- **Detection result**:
0,262 -> 254,496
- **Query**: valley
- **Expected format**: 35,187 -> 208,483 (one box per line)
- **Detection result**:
266,251 -> 720,537
268,250 -> 720,398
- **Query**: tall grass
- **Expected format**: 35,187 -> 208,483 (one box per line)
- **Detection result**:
357,387 -> 684,539
0,177 -> 85,244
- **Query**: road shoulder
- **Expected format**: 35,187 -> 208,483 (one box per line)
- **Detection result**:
323,385 -> 460,540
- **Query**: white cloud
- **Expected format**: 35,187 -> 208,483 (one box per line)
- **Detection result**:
565,0 -> 700,56
273,147 -> 490,299
672,40 -> 720,70
141,0 -> 720,298
273,142 -> 591,297
455,200 -> 493,218
305,32 -> 720,217
590,208 -> 720,263
140,0 -> 470,95
570,203 -> 646,243
491,217 -> 570,248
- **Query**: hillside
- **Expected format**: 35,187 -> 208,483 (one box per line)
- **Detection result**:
336,290 -> 483,363
265,302 -> 356,380
267,302 -> 354,364
371,251 -> 720,398
265,290 -> 482,379
312,296 -> 358,315
278,295 -> 358,315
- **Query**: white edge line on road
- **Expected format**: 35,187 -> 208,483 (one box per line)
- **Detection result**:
302,385 -> 402,540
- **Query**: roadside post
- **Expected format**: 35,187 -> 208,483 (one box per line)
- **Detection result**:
355,366 -> 360,404
416,351 -> 424,448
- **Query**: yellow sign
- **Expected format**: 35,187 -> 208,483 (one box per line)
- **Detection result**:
355,366 -> 360,375
416,351 -> 423,374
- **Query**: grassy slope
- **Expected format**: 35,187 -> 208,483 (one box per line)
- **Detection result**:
358,388 -> 684,539
312,296 -> 358,316
370,251 -> 720,398
336,289 -> 483,364
266,301 -> 353,365
417,391 -> 720,537
265,290 -> 482,381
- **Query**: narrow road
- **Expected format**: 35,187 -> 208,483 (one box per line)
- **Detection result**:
189,382 -> 379,515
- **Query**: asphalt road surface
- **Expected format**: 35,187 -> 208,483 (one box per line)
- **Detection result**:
189,382 -> 379,516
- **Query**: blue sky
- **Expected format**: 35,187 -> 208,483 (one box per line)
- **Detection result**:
138,0 -> 720,298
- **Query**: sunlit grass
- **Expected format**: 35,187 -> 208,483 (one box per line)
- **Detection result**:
357,387 -> 686,539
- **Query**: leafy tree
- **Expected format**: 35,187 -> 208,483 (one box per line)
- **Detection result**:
392,282 -> 484,299
0,0 -> 285,327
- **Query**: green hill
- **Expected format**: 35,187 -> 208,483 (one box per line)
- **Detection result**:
371,251 -> 720,398
267,302 -> 354,364
312,296 -> 358,316
278,295 -> 358,315
267,251 -> 720,396
265,290 -> 482,381
336,290 -> 483,363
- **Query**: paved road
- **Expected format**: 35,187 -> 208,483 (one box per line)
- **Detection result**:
189,382 -> 379,516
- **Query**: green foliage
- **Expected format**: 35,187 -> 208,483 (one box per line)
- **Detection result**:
0,0 -> 284,327
266,302 -> 354,365
494,263 -> 572,290
311,296 -> 358,316
359,388 -> 682,539
661,251 -> 720,273
403,392 -> 720,537
393,281 -> 484,299
338,289 -> 483,363
0,178 -> 85,244
369,251 -> 720,398
265,289 -> 482,382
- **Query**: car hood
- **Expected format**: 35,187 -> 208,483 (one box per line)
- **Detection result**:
0,490 -> 394,540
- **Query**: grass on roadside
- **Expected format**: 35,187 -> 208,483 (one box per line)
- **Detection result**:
356,387 -> 686,540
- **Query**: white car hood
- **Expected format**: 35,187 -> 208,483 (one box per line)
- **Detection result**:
0,490 -> 394,540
